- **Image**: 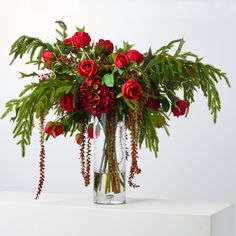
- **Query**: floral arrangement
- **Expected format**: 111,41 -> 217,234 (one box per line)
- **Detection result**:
1,21 -> 229,200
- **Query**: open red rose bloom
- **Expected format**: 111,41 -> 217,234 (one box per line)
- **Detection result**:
4,21 -> 229,200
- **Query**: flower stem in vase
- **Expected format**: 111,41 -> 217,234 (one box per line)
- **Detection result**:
93,111 -> 126,204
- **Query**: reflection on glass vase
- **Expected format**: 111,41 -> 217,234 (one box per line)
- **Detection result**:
93,111 -> 126,205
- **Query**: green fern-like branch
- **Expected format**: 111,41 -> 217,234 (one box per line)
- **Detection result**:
9,35 -> 47,68
1,78 -> 74,157
144,39 -> 230,123
55,20 -> 68,40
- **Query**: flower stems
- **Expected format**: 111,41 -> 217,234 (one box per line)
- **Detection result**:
94,111 -> 126,195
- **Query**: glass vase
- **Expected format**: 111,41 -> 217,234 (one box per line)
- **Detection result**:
93,111 -> 126,204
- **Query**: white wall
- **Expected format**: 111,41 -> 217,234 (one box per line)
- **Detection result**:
0,0 -> 235,208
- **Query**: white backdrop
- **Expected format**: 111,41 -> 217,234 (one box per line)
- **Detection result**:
0,0 -> 235,211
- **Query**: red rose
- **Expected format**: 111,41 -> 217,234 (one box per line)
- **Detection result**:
64,37 -> 73,45
171,100 -> 190,117
114,53 -> 129,69
45,122 -> 54,134
122,80 -> 142,100
177,100 -> 189,109
60,93 -> 75,113
45,122 -> 63,138
42,50 -> 54,62
126,50 -> 144,64
78,60 -> 98,78
42,50 -> 54,70
75,133 -> 83,145
64,32 -> 91,47
88,125 -> 94,139
96,39 -> 114,54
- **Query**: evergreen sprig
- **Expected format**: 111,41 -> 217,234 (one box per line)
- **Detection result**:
140,109 -> 159,157
1,78 -> 74,156
144,39 -> 230,123
55,20 -> 68,40
10,36 -> 47,68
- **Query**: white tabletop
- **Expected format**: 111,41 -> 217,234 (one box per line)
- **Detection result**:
0,191 -> 232,215
0,192 -> 234,236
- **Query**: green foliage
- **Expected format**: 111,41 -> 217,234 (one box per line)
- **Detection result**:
55,21 -> 68,40
141,48 -> 155,69
76,26 -> 85,32
2,20 -> 230,159
18,72 -> 39,79
102,73 -> 114,87
10,36 -> 47,68
144,38 -> 230,123
160,97 -> 170,112
123,41 -> 134,52
139,109 -> 159,157
1,78 -> 74,157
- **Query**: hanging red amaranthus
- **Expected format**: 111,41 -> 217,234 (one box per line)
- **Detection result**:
35,111 -> 46,200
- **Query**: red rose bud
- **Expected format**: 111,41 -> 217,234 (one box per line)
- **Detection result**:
171,100 -> 190,117
42,50 -> 54,70
51,122 -> 63,138
126,50 -> 144,64
44,122 -> 63,138
156,115 -> 166,128
75,133 -> 83,145
64,32 -> 91,47
122,80 -> 142,100
78,60 -> 98,79
96,39 -> 114,54
114,53 -> 129,69
42,50 -> 54,62
45,122 -> 54,135
88,124 -> 94,139
60,93 -> 76,113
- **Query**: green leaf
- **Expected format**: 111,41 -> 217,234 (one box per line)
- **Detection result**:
123,41 -> 134,52
46,43 -> 54,51
141,47 -> 155,70
118,68 -> 124,75
1,107 -> 13,119
161,97 -> 170,112
116,92 -> 123,98
76,75 -> 85,84
102,73 -> 114,87
55,21 -> 68,40
18,72 -> 38,79
76,26 -> 85,32
112,67 -> 118,74
123,99 -> 135,109
174,38 -> 185,56
108,55 -> 114,64
128,61 -> 137,68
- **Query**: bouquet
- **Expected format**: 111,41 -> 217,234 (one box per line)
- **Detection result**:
1,21 -> 229,203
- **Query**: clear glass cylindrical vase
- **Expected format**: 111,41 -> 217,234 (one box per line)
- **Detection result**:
93,111 -> 126,204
